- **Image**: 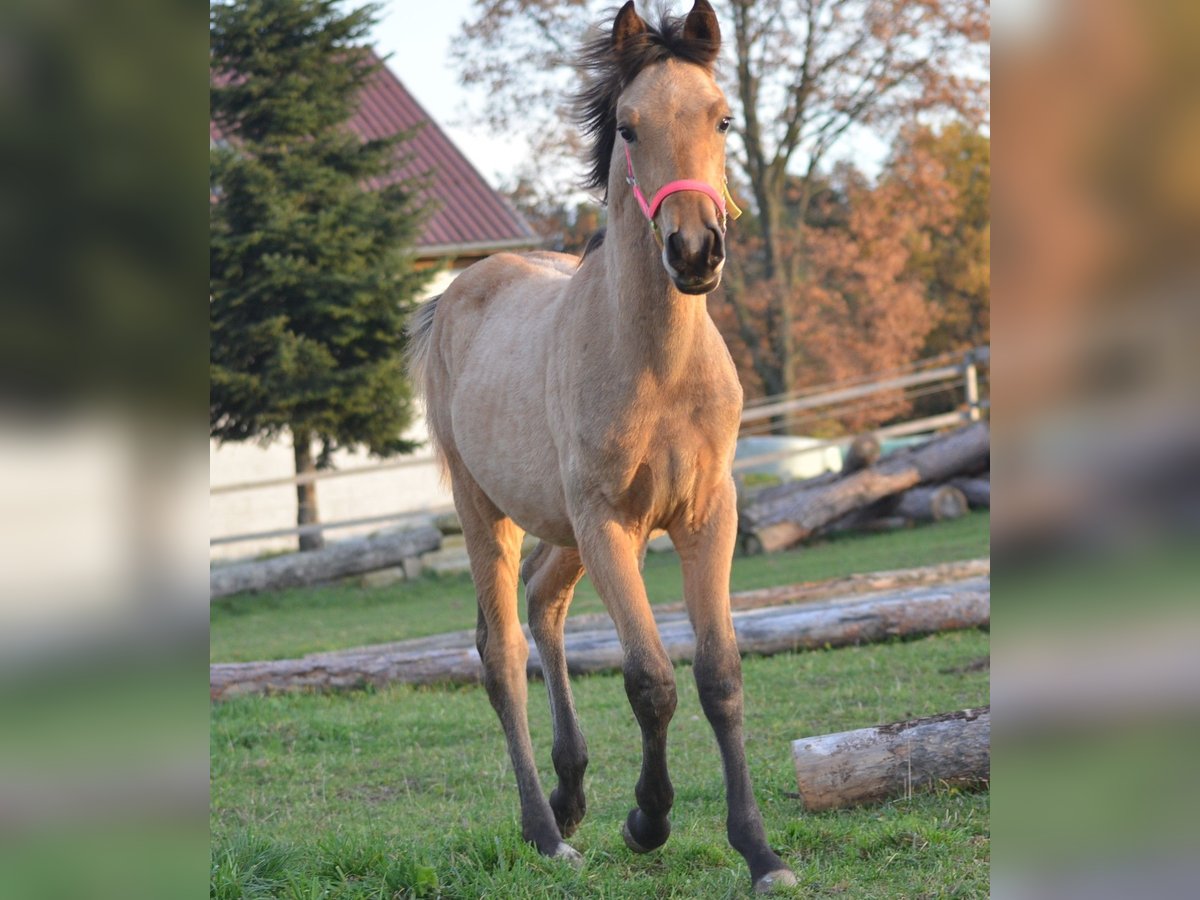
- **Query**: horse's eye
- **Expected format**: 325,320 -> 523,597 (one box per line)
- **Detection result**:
617,125 -> 635,143
717,117 -> 732,134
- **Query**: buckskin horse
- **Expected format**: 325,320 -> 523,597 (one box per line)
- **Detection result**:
407,1 -> 796,891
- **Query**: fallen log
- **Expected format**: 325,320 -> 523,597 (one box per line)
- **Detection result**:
838,515 -> 916,535
948,475 -> 990,509
823,484 -> 967,536
842,433 -> 882,473
210,574 -> 989,700
741,422 -> 989,553
792,706 -> 990,811
892,484 -> 969,523
210,525 -> 443,600
226,558 -> 988,658
656,558 -> 989,615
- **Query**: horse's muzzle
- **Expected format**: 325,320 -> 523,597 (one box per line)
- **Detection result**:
665,225 -> 725,295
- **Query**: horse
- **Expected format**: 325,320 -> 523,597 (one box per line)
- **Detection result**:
407,1 -> 796,892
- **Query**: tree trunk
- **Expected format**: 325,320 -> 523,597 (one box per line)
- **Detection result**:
843,433 -> 882,472
654,558 -> 988,615
210,525 -> 443,600
211,574 -> 989,699
892,484 -> 969,523
740,422 -> 989,553
948,475 -> 990,509
293,429 -> 324,552
823,484 -> 968,536
792,707 -> 990,811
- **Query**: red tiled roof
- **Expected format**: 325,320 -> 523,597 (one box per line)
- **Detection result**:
211,51 -> 539,257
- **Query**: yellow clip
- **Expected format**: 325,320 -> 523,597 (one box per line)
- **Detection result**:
723,181 -> 743,220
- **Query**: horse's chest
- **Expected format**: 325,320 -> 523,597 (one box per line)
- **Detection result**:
579,422 -> 720,526
559,364 -> 741,526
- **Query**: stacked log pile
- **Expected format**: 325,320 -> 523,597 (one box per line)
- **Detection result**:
740,422 -> 989,554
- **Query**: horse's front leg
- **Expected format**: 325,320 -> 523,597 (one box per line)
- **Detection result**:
577,517 -> 677,854
668,480 -> 797,894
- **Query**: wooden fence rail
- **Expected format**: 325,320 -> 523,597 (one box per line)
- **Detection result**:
739,364 -> 964,424
210,454 -> 440,495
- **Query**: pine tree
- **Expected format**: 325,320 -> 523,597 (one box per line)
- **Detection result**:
210,0 -> 431,550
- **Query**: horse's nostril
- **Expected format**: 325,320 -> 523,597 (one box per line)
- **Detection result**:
708,226 -> 725,266
666,229 -> 722,277
666,231 -> 686,266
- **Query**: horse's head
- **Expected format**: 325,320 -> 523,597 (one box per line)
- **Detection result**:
577,1 -> 734,295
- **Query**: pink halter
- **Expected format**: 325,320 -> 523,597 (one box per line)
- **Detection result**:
623,145 -> 741,242
624,144 -> 727,225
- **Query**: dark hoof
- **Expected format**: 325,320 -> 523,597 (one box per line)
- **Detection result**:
621,808 -> 670,853
550,786 -> 586,838
621,819 -> 650,853
754,869 -> 798,893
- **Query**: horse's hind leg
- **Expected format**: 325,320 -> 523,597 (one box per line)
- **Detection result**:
449,466 -> 579,863
522,542 -> 587,836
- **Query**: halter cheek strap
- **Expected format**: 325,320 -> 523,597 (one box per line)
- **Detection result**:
624,145 -> 742,241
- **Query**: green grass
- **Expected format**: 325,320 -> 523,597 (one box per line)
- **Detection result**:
211,511 -> 989,663
211,514 -> 989,897
211,630 -> 989,898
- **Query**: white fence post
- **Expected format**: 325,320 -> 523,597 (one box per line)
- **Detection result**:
963,352 -> 981,422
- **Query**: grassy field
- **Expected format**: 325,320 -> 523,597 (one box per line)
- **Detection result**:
211,511 -> 989,663
211,514 -> 989,898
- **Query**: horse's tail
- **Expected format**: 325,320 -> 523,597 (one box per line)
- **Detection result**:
406,293 -> 441,399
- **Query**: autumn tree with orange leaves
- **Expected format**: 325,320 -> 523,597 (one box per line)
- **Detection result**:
899,122 -> 991,357
716,137 -> 967,434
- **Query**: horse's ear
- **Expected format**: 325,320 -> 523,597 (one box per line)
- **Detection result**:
683,0 -> 721,62
612,1 -> 647,53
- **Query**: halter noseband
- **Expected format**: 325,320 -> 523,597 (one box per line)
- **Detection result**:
623,144 -> 742,245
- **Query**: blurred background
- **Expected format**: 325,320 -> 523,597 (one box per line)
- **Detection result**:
0,0 -> 1197,896
0,0 -> 209,897
991,0 -> 1200,896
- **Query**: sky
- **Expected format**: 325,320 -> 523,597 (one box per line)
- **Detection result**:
370,0 -> 529,188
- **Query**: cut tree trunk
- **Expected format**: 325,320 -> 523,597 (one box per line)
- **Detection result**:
217,557 -> 988,645
823,485 -> 968,537
843,433 -> 882,472
211,574 -> 989,699
892,484 -> 969,523
949,475 -> 990,509
655,559 -> 988,614
741,422 -> 989,553
294,430 -> 324,552
210,525 -> 442,600
792,707 -> 990,811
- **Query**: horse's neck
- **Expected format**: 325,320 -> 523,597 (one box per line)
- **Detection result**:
598,195 -> 705,383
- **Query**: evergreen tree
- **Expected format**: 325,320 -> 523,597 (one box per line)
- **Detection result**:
210,0 -> 431,550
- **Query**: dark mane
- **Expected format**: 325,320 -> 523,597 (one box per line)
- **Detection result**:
579,227 -> 607,261
572,5 -> 720,200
